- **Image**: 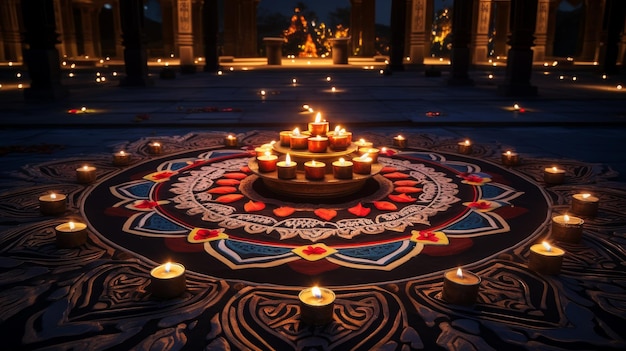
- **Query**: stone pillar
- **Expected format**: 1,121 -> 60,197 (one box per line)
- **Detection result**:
350,0 -> 363,55
499,0 -> 538,96
177,0 -> 195,73
56,0 -> 78,58
598,0 -> 626,74
192,1 -> 204,59
222,0 -> 237,56
20,0 -> 68,100
0,0 -> 23,61
472,0 -> 491,64
448,0 -> 475,86
263,38 -> 283,65
239,0 -> 258,57
76,1 -> 97,57
492,0 -> 509,58
203,0 -> 220,72
533,0 -> 549,62
544,0 -> 558,58
620,21 -> 626,68
579,1 -> 603,62
408,0 -> 428,65
112,1 -> 124,59
389,0 -> 407,70
330,37 -> 351,64
161,0 -> 175,57
119,0 -> 152,86
360,0 -> 376,56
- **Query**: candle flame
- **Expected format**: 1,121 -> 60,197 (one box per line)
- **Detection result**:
69,221 -> 75,230
165,262 -> 171,273
334,126 -> 341,133
564,214 -> 570,222
506,150 -> 511,156
303,104 -> 309,110
315,112 -> 322,123
542,241 -> 552,252
456,267 -> 463,278
381,147 -> 387,153
270,140 -> 276,145
293,128 -> 300,136
227,135 -> 235,139
50,193 -> 57,199
339,158 -> 345,165
286,154 -> 291,165
83,165 -> 89,170
358,153 -> 371,161
513,103 -> 520,110
464,139 -> 470,146
312,286 -> 322,299
552,166 -> 558,172
153,142 -> 160,147
311,160 -> 316,166
264,151 -> 271,157
396,135 -> 404,140
582,193 -> 590,199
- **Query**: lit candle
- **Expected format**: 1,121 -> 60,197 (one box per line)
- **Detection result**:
55,220 -> 88,248
529,241 -> 565,275
276,154 -> 297,179
332,158 -> 353,179
148,141 -> 163,155
290,128 -> 309,150
39,193 -> 67,215
113,150 -> 132,166
308,112 -> 329,136
393,135 -> 407,149
570,193 -> 599,217
224,134 -> 238,147
304,160 -> 326,180
355,138 -> 373,151
279,130 -> 292,146
442,267 -> 481,305
255,142 -> 275,157
257,151 -> 278,172
501,150 -> 519,166
298,286 -> 336,325
352,154 -> 372,175
150,262 -> 186,299
328,127 -> 351,150
543,166 -> 565,185
76,165 -> 97,184
457,139 -> 473,155
551,214 -> 584,243
360,147 -> 379,163
307,135 -> 329,153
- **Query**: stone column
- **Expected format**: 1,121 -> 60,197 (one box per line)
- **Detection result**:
119,0 -> 152,86
350,0 -> 363,55
20,0 -> 68,100
578,0 -> 603,62
492,0 -> 509,58
203,0 -> 219,72
76,1 -> 97,57
112,0 -> 124,59
177,0 -> 195,73
389,0 -> 407,71
0,0 -> 23,61
361,0 -> 376,56
57,0 -> 78,58
532,0 -> 549,62
448,0 -> 475,86
472,0 -> 491,64
222,0 -> 237,56
161,0 -> 175,57
598,0 -> 626,74
499,0 -> 538,96
407,0 -> 428,65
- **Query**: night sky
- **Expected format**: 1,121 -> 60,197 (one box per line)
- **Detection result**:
257,0 -> 391,25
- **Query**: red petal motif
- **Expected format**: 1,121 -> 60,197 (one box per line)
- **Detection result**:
240,166 -> 251,173
393,180 -> 419,187
416,231 -> 439,242
216,179 -> 241,186
215,194 -> 244,203
302,246 -> 327,255
194,229 -> 220,240
394,186 -> 422,194
153,171 -> 175,180
223,173 -> 248,180
373,201 -> 398,211
244,200 -> 266,212
388,193 -> 416,202
273,207 -> 295,217
314,209 -> 337,221
208,186 -> 237,194
468,201 -> 492,209
380,166 -> 397,173
134,200 -> 159,209
348,203 -> 371,217
383,172 -> 410,179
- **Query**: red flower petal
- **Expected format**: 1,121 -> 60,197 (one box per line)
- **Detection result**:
380,166 -> 397,173
208,186 -> 237,194
153,171 -> 176,180
194,229 -> 220,240
273,207 -> 295,217
389,193 -> 416,202
240,166 -> 251,173
468,201 -> 492,209
416,231 -> 439,242
373,201 -> 398,211
134,200 -> 159,209
394,180 -> 420,187
244,200 -> 265,212
302,246 -> 327,255
348,203 -> 371,217
463,174 -> 484,183
215,194 -> 244,203
383,172 -> 410,179
394,186 -> 422,194
216,179 -> 241,186
314,208 -> 337,221
223,173 -> 248,180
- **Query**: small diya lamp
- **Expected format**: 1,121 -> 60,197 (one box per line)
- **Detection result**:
279,130 -> 292,147
528,241 -> 565,275
276,154 -> 297,179
308,112 -> 329,136
328,126 -> 351,150
76,165 -> 97,184
442,267 -> 481,305
501,150 -> 519,166
457,139 -> 473,155
147,141 -> 163,155
304,160 -> 326,180
112,150 -> 132,166
255,141 -> 275,157
544,166 -> 565,185
39,192 -> 67,215
224,134 -> 238,148
393,135 -> 407,149
570,193 -> 599,217
55,220 -> 88,248
355,138 -> 373,152
360,147 -> 379,163
332,158 -> 353,179
551,214 -> 584,243
308,135 -> 329,153
257,151 -> 278,172
290,128 -> 309,150
150,262 -> 186,299
352,153 -> 373,175
298,286 -> 336,325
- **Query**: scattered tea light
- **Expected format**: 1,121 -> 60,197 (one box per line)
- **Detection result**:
170,53 -> 175,58
552,61 -> 558,66
68,72 -> 75,78
16,73 -> 21,78
543,62 -> 549,67
331,86 -> 336,92
8,61 -> 13,66
513,103 -> 520,110
572,76 -> 577,81
292,78 -> 297,84
326,76 -> 331,82
101,77 -> 106,82
17,83 -> 23,89
260,90 -> 266,96
96,77 -> 101,82
157,58 -> 162,63
112,72 -> 118,76
379,69 -> 385,74
406,56 -> 411,61
439,58 -> 443,62
488,74 -> 493,79
62,61 -> 67,66
81,106 -> 87,112
165,62 -> 169,67
217,70 -> 223,75
99,59 -> 104,63
559,75 -> 564,80
617,84 -> 623,90
229,67 -> 234,71
602,74 -> 607,79
593,61 -> 598,65
70,63 -> 76,68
